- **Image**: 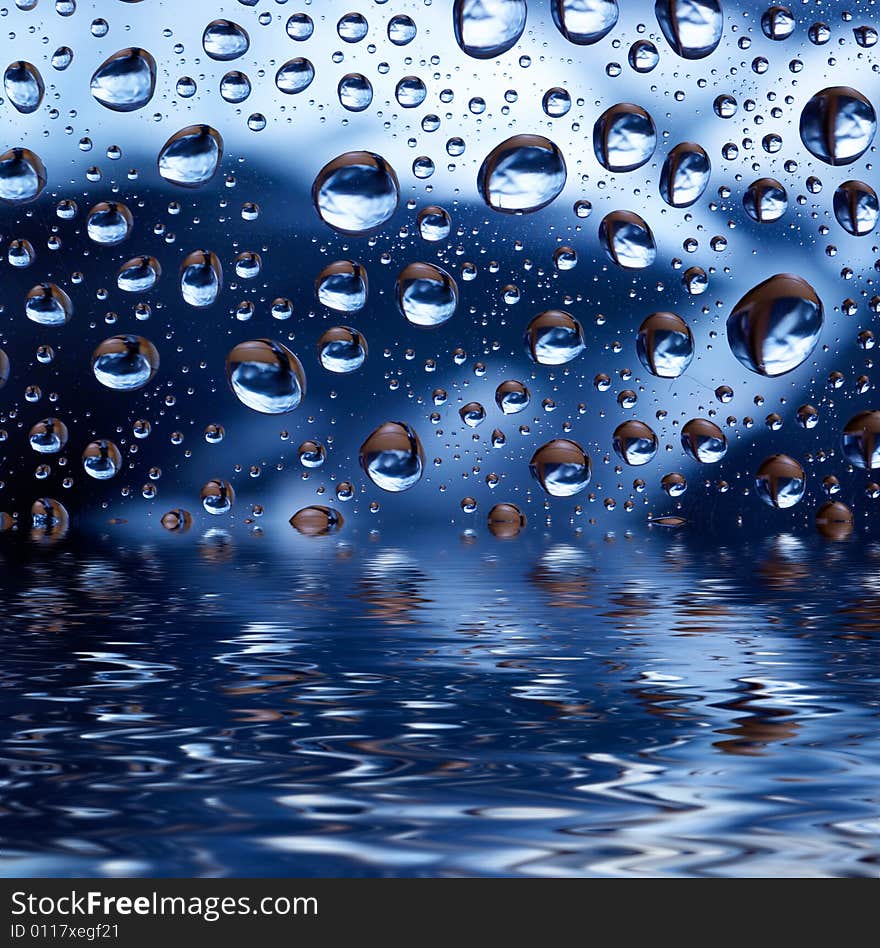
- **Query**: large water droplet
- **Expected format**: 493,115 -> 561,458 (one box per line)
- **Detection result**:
90,48 -> 155,111
833,180 -> 878,235
593,103 -> 656,172
29,417 -> 68,454
743,177 -> 788,222
226,339 -> 306,414
180,250 -> 222,308
31,498 -> 69,536
681,418 -> 727,463
659,141 -> 710,207
158,125 -> 223,188
755,454 -> 805,508
487,502 -> 526,538
799,86 -> 876,165
202,19 -> 250,61
316,260 -> 368,313
317,326 -> 368,374
453,0 -> 527,59
761,6 -> 794,41
551,0 -> 619,45
477,135 -> 566,213
26,283 -> 72,326
637,312 -> 694,378
312,151 -> 399,235
727,273 -> 823,377
495,379 -> 530,414
92,334 -> 159,391
290,505 -> 344,536
276,58 -> 315,94
599,210 -> 657,269
201,479 -> 235,515
530,438 -> 592,496
117,255 -> 161,293
82,440 -> 122,480
396,262 -> 459,327
4,60 -> 44,113
87,201 -> 133,245
815,500 -> 853,540
655,0 -> 723,59
613,420 -> 658,465
841,410 -> 880,469
524,310 -> 586,365
360,421 -> 425,492
0,147 -> 46,205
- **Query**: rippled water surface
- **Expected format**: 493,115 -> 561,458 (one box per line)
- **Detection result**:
1,528 -> 878,878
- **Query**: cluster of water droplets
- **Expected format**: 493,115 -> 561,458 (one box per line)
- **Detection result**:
1,0 -> 879,540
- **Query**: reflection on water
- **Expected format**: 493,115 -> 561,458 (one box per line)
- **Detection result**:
0,529 -> 878,878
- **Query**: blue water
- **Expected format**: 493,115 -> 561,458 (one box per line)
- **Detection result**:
1,527 -> 877,877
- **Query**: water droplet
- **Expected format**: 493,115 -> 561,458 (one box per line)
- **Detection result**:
29,417 -> 67,454
743,177 -> 788,222
359,421 -> 425,492
487,502 -> 526,537
338,12 -> 369,43
799,86 -> 876,166
202,20 -> 250,61
117,255 -> 160,293
180,250 -> 222,308
629,39 -> 660,72
0,147 -> 46,205
815,500 -> 853,539
755,454 -> 805,508
25,283 -> 72,326
396,262 -> 459,327
286,13 -> 314,41
841,411 -> 880,469
312,151 -> 399,235
90,48 -> 155,111
158,125 -> 223,188
530,438 -> 591,496
389,15 -> 417,45
681,418 -> 727,463
83,440 -> 122,480
276,58 -> 315,94
542,86 -> 571,118
659,141 -> 710,207
477,135 -> 566,213
317,260 -> 368,313
161,508 -> 192,532
551,0 -> 619,45
727,273 -> 823,377
338,73 -> 373,112
655,0 -> 724,59
613,419 -> 658,465
761,5 -> 794,41
4,61 -> 44,114
201,479 -> 235,515
220,70 -> 251,103
833,180 -> 878,236
31,497 -> 69,536
92,334 -> 159,391
454,0 -> 527,59
227,339 -> 306,415
637,312 -> 694,378
87,201 -> 133,245
460,402 -> 486,427
593,103 -> 656,172
318,326 -> 368,374
290,505 -> 344,535
495,379 -> 530,414
524,310 -> 586,365
599,210 -> 656,269
417,205 -> 451,241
